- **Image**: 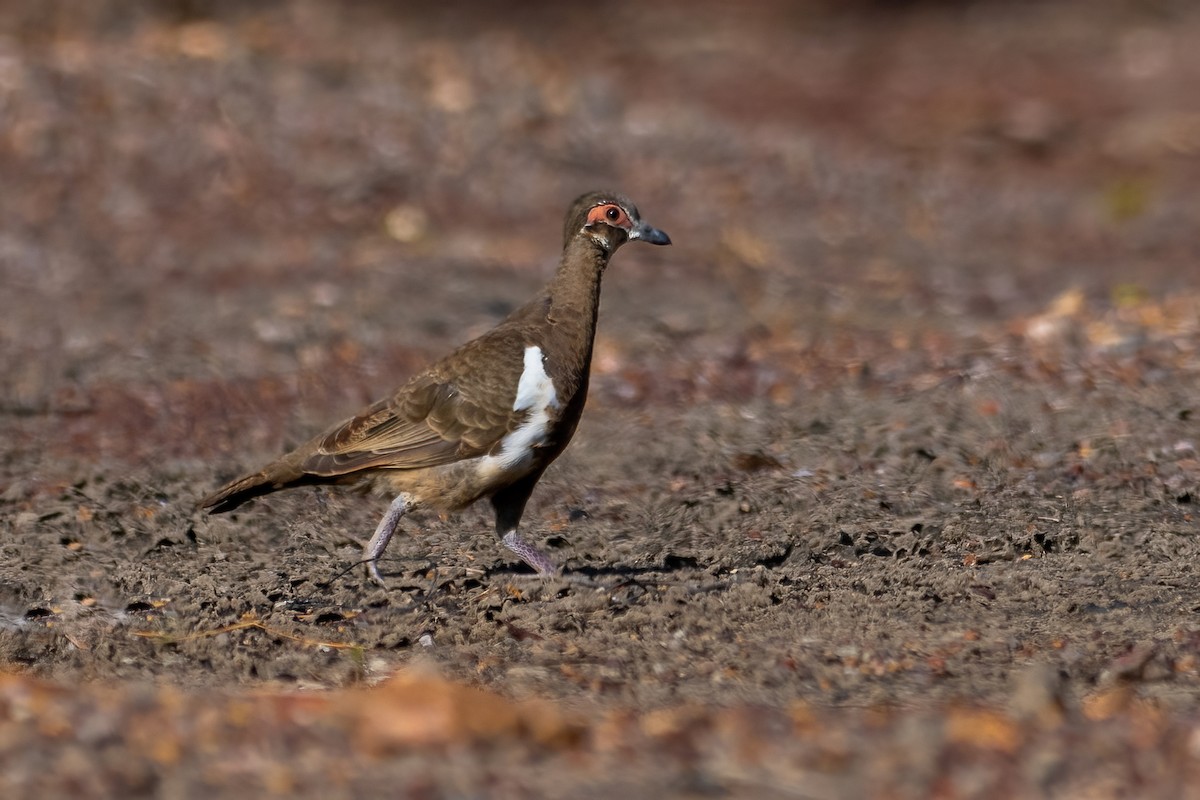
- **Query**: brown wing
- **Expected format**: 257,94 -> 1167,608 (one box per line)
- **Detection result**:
297,335 -> 525,477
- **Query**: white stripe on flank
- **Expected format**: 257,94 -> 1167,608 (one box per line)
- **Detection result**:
482,346 -> 560,474
514,345 -> 557,412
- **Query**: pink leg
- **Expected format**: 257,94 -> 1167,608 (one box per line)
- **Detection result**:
501,530 -> 561,576
364,495 -> 408,587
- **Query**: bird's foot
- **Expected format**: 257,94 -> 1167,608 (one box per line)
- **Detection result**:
501,531 -> 561,576
365,556 -> 387,588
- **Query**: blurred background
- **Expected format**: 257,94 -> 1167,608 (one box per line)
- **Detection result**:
4,0 -> 1199,472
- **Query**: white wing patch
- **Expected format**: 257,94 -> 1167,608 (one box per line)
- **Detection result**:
480,345 -> 560,475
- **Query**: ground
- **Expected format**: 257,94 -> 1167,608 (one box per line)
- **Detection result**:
2,1 -> 1200,797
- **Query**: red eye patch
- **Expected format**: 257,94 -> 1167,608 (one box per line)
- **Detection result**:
586,204 -> 631,228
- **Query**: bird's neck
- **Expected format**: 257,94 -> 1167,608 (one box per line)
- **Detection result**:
537,238 -> 610,393
546,238 -> 609,330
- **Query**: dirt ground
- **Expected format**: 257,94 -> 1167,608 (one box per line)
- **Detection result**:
3,0 -> 1200,797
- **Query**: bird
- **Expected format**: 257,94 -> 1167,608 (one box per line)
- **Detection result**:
200,191 -> 670,585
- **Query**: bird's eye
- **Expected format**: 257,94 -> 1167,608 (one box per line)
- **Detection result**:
606,206 -> 621,221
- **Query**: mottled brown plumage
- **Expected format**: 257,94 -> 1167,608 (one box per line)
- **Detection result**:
200,191 -> 670,584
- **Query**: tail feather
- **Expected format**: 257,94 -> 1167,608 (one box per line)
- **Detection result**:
199,461 -> 316,514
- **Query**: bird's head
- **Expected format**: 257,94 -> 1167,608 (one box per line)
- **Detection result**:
564,191 -> 671,253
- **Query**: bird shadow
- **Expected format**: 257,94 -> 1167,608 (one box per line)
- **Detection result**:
319,553 -> 730,601
485,558 -> 735,599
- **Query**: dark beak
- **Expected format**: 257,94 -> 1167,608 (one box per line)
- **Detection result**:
631,221 -> 671,246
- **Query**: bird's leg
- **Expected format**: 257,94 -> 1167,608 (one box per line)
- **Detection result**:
364,494 -> 409,587
501,530 -> 560,576
491,472 -> 561,576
